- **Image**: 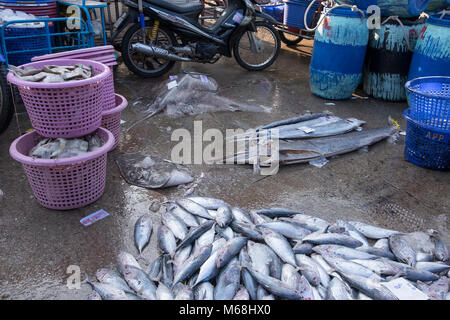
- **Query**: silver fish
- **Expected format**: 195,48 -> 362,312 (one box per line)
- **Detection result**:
389,234 -> 417,266
230,221 -> 263,241
216,206 -> 233,228
174,285 -> 194,300
194,282 -> 215,300
295,254 -> 329,287
431,234 -> 449,262
416,252 -> 435,262
283,215 -> 330,232
257,221 -> 311,240
310,254 -> 334,275
156,282 -> 174,300
257,286 -> 275,300
250,210 -> 272,225
348,221 -> 402,239
313,244 -> 379,260
385,260 -> 439,282
195,250 -> 221,285
176,198 -> 213,219
162,211 -> 188,240
122,265 -> 157,300
83,275 -> 128,300
147,256 -> 162,281
254,208 -> 300,218
215,225 -> 234,240
339,272 -> 397,300
193,225 -> 216,254
293,242 -> 314,255
281,264 -> 302,289
373,238 -> 390,251
231,207 -> 254,225
261,228 -> 296,266
356,246 -> 396,260
96,268 -> 133,294
173,244 -> 212,285
134,213 -> 153,255
326,277 -> 354,300
216,237 -> 248,269
303,233 -> 363,248
247,240 -> 282,279
161,254 -> 174,287
350,259 -> 403,276
176,220 -> 215,250
172,245 -> 192,276
239,247 -> 258,300
169,205 -> 199,228
116,251 -> 142,275
158,225 -> 177,256
187,196 -> 230,210
415,262 -> 450,274
335,219 -> 369,247
233,286 -> 250,300
214,258 -> 241,300
322,255 -> 382,281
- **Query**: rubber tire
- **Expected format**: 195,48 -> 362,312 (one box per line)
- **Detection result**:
233,21 -> 281,71
279,31 -> 303,46
0,64 -> 13,134
121,23 -> 177,78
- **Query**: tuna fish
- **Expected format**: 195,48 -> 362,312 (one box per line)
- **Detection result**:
176,198 -> 213,220
158,225 -> 177,256
348,221 -> 402,239
260,228 -> 296,266
134,213 -> 153,255
389,234 -> 417,266
122,265 -> 157,300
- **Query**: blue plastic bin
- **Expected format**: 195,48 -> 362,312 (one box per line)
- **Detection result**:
404,109 -> 449,170
405,76 -> 450,131
260,3 -> 285,23
283,0 -> 319,29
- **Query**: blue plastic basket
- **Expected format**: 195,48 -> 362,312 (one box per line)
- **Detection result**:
260,3 -> 285,23
404,109 -> 449,170
4,25 -> 51,66
405,76 -> 450,131
283,0 -> 319,29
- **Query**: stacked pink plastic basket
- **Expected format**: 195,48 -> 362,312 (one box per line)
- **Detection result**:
31,46 -> 126,149
8,57 -> 117,210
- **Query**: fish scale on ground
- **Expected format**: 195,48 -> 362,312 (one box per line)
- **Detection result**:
83,196 -> 450,300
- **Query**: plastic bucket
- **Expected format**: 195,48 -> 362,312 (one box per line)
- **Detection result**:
9,127 -> 115,209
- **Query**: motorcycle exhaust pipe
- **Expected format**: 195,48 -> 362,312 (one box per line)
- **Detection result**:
132,43 -> 192,62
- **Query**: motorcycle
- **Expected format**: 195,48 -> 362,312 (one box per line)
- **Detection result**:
0,53 -> 12,134
114,0 -> 281,77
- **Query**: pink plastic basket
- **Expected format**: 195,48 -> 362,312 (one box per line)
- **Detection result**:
103,71 -> 116,110
7,59 -> 111,138
31,45 -> 115,62
102,93 -> 127,150
9,127 -> 115,210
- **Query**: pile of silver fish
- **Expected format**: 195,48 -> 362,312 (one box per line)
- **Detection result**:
29,134 -> 103,159
84,196 -> 449,300
10,64 -> 93,83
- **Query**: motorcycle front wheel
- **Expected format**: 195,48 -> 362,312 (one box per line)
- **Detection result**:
233,21 -> 281,71
121,23 -> 177,78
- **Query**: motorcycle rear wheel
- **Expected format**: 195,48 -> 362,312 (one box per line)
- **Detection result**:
233,21 -> 281,71
122,23 -> 177,78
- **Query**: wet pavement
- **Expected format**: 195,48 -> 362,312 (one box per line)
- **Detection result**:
0,41 -> 449,299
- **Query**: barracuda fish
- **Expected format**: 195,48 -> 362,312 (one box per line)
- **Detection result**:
389,234 -> 417,266
122,265 -> 157,300
169,205 -> 199,228
96,268 -> 133,294
176,221 -> 215,250
134,213 -> 153,255
259,113 -> 329,130
257,221 -> 311,240
348,221 -> 403,239
162,211 -> 188,241
176,198 -> 213,220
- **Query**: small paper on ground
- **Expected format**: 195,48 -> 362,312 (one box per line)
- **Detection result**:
381,278 -> 429,300
80,209 -> 110,226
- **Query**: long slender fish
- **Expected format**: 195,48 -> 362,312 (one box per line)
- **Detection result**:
338,272 -> 397,300
348,221 -> 403,239
303,233 -> 363,248
230,221 -> 263,241
313,244 -> 379,260
173,244 -> 212,286
176,198 -> 213,219
134,213 -> 153,255
187,196 -> 230,210
216,237 -> 248,269
257,221 -> 311,240
260,228 -> 297,266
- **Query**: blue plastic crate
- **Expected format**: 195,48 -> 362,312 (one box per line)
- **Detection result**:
283,0 -> 319,29
404,109 -> 450,170
4,25 -> 51,66
405,76 -> 450,131
260,3 -> 285,23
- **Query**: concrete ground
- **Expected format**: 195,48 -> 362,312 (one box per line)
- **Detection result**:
0,40 -> 448,300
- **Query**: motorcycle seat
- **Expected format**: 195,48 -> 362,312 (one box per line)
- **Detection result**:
139,0 -> 204,13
